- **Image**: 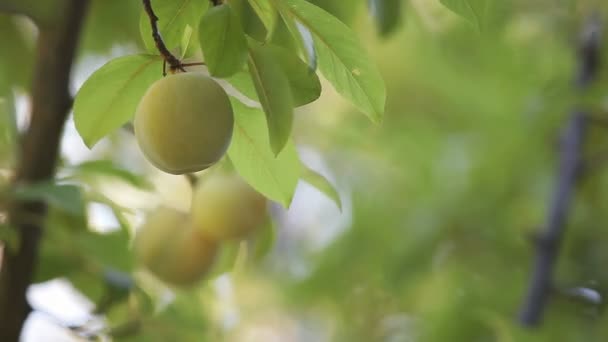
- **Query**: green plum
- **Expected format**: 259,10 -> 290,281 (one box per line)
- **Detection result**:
191,173 -> 267,241
134,72 -> 234,174
134,206 -> 219,287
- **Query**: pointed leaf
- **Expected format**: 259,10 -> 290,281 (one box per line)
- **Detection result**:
227,98 -> 300,207
301,164 -> 342,210
278,0 -> 386,122
199,4 -> 248,77
247,41 -> 294,155
267,45 -> 321,106
74,54 -> 162,148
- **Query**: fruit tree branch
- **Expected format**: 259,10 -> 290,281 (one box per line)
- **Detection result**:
142,0 -> 186,74
518,14 -> 602,327
0,1 -> 89,340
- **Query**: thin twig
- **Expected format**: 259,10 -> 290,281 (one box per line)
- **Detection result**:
518,14 -> 602,327
142,0 -> 185,74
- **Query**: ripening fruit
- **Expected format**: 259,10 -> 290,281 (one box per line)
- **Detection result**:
134,72 -> 234,175
134,206 -> 219,287
191,173 -> 267,241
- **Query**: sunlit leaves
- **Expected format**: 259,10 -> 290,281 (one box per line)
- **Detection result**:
227,98 -> 300,207
247,41 -> 294,155
199,3 -> 248,77
440,0 -> 488,30
277,0 -> 386,123
74,54 -> 162,148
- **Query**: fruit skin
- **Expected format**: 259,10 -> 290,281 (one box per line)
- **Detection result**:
134,206 -> 219,287
134,72 -> 234,175
191,173 -> 267,241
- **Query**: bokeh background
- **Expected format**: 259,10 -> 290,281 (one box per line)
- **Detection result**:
3,0 -> 608,341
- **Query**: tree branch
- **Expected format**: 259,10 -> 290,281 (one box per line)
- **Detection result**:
0,1 -> 90,341
518,14 -> 602,327
142,0 -> 185,74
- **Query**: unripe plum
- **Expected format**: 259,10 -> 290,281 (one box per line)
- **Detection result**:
134,72 -> 234,174
134,206 -> 219,287
191,173 -> 267,241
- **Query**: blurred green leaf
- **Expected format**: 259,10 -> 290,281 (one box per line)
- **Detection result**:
139,0 -> 209,56
13,182 -> 85,217
0,95 -> 17,167
74,54 -> 162,148
69,160 -> 153,190
247,41 -> 294,155
81,0 -> 141,54
440,0 -> 488,30
78,228 -> 134,272
301,164 -> 342,210
277,0 -> 386,122
227,98 -> 300,207
369,0 -> 403,37
199,3 -> 248,77
0,15 -> 32,92
0,224 -> 19,253
252,217 -> 276,260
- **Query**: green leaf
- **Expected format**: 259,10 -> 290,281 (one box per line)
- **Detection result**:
247,41 -> 294,155
440,0 -> 488,30
34,221 -> 83,283
69,160 -> 153,190
78,229 -> 134,272
267,44 -> 321,106
227,98 -> 300,207
252,217 -> 276,260
227,67 -> 258,101
301,164 -> 342,210
369,0 -> 403,37
228,46 -> 321,107
13,182 -> 85,217
277,0 -> 386,122
139,0 -> 209,56
199,4 -> 248,77
74,54 -> 162,148
276,10 -> 317,71
247,0 -> 278,41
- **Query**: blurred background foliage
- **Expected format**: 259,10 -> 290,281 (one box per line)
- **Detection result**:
3,0 -> 608,341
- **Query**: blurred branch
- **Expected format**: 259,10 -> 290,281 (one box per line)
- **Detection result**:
0,1 -> 89,341
518,14 -> 602,327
